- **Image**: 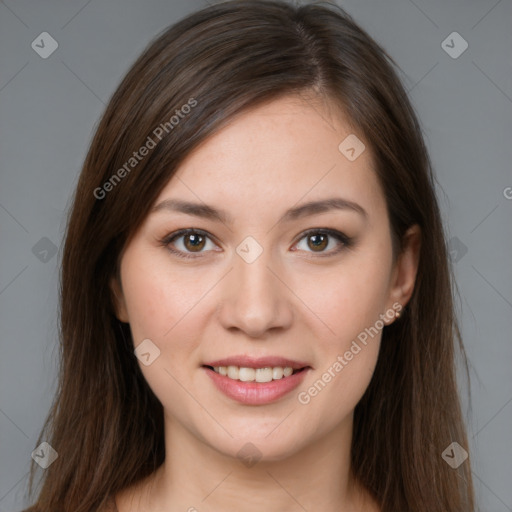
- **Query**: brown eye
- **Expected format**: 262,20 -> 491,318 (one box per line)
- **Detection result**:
163,228 -> 352,260
307,233 -> 329,252
183,233 -> 206,252
293,229 -> 351,256
162,229 -> 218,259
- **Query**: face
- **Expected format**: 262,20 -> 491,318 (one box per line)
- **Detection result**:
111,93 -> 419,461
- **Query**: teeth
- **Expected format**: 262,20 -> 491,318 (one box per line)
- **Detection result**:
227,365 -> 239,379
211,365 -> 297,382
256,367 -> 273,382
272,367 -> 284,380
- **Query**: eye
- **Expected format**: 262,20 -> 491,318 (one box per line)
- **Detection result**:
160,228 -> 352,260
161,229 -> 219,259
292,229 -> 352,256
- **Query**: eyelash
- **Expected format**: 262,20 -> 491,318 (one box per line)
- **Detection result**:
159,228 -> 353,260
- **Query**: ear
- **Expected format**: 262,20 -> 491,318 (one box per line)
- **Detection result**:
109,274 -> 130,323
385,224 -> 421,322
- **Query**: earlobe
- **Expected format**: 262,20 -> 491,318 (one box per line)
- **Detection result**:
388,224 -> 422,313
109,275 -> 129,323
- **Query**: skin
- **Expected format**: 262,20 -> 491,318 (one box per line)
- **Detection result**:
110,93 -> 421,512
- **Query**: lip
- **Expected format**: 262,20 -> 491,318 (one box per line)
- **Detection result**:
203,355 -> 311,370
202,365 -> 311,406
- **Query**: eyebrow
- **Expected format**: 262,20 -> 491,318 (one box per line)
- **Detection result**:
151,197 -> 367,224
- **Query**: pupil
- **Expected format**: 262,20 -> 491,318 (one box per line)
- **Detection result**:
309,234 -> 327,251
186,234 -> 204,251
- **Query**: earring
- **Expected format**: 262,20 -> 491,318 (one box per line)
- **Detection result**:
395,310 -> 401,319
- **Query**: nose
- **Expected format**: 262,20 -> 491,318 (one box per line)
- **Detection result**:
217,244 -> 293,338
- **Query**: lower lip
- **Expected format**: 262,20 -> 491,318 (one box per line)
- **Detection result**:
203,367 -> 310,405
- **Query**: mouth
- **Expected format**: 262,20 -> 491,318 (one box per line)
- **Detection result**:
202,364 -> 309,383
201,356 -> 312,405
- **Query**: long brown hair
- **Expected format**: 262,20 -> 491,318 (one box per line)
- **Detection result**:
22,1 -> 475,510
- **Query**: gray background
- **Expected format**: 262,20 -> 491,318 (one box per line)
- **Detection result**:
0,0 -> 511,510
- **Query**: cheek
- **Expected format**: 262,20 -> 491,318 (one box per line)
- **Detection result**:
120,250 -> 208,343
300,339 -> 381,425
292,250 -> 389,408
119,253 -> 211,417
295,256 -> 390,347
297,271 -> 384,420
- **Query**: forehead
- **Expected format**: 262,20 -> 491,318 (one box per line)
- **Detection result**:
155,94 -> 386,223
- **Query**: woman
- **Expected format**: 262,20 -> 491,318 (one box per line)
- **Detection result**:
22,1 -> 475,510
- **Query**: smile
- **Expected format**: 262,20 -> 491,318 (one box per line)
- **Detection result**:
206,365 -> 302,382
202,365 -> 310,405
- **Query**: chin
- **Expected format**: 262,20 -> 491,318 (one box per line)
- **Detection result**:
205,424 -> 306,463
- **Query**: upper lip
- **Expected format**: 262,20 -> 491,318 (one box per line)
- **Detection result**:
203,355 -> 311,370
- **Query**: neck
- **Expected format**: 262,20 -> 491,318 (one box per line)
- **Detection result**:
124,410 -> 377,512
